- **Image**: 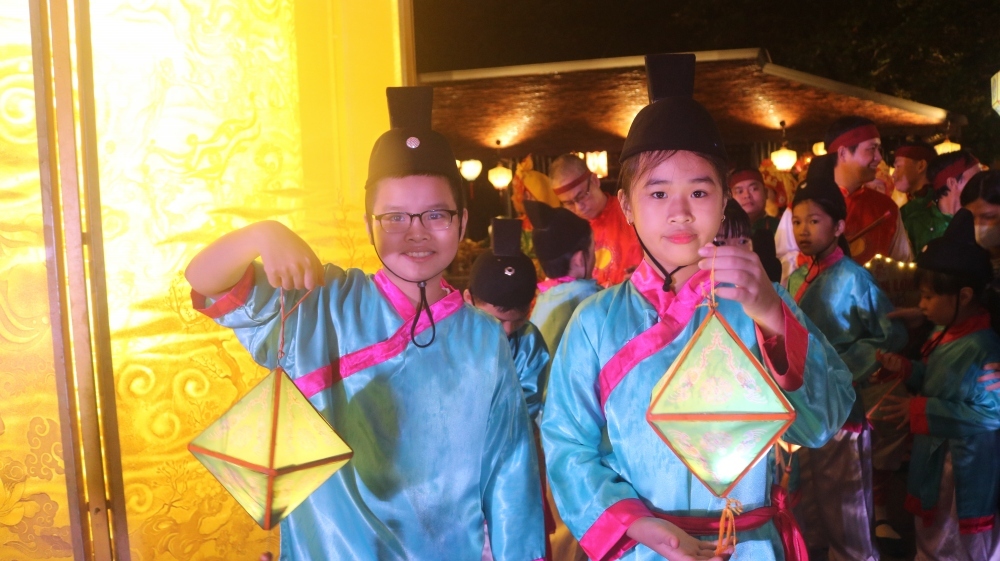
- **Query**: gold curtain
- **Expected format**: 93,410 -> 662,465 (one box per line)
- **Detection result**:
0,2 -> 74,559
1,0 -> 407,558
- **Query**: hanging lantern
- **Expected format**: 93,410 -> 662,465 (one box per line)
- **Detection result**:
771,144 -> 798,172
488,163 -> 512,190
812,142 -> 826,156
647,307 -> 795,497
585,151 -> 609,178
459,159 -> 482,181
935,138 -> 961,155
189,367 -> 353,529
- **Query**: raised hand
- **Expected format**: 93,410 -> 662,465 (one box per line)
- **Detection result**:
697,244 -> 784,337
978,363 -> 1000,391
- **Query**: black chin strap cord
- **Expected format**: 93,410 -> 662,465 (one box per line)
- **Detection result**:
373,247 -> 441,348
632,225 -> 689,292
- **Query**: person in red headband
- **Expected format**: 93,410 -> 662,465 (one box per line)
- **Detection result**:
895,140 -> 946,253
730,167 -> 780,234
549,154 -> 642,287
929,149 -> 982,217
826,116 -> 912,265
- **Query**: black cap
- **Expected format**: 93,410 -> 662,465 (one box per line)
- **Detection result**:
523,201 -> 592,262
366,87 -> 461,190
620,53 -> 727,162
469,218 -> 537,310
917,209 -> 993,290
792,154 -> 847,222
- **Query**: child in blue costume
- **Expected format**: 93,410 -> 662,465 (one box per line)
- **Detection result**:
465,217 -> 549,422
787,154 -> 907,561
185,87 -> 545,561
876,209 -> 1000,561
540,54 -> 855,561
523,200 -> 600,358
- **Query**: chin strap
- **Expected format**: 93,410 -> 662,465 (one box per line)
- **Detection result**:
632,225 -> 689,291
373,247 -> 442,348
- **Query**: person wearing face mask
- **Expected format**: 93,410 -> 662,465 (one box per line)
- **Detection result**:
960,169 -> 1000,335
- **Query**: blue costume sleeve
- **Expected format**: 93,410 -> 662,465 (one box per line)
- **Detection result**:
915,357 -> 1000,438
774,287 -> 857,448
482,328 -> 547,561
509,322 -> 551,422
838,281 -> 908,382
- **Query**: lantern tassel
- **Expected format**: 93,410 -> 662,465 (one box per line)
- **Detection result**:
715,497 -> 743,556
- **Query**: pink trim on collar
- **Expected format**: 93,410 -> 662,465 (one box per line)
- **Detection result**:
537,276 -> 576,293
596,262 -> 713,407
294,273 -> 463,398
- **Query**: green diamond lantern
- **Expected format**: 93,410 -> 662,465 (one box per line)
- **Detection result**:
647,308 -> 795,497
189,367 -> 353,529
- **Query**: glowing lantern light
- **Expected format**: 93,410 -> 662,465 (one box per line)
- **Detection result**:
488,163 -> 512,190
585,151 -> 609,178
771,145 -> 798,171
812,142 -> 826,156
935,138 -> 961,155
647,307 -> 795,497
189,367 -> 353,529
459,159 -> 482,181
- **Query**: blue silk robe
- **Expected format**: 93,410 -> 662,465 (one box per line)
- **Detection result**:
529,278 -> 601,357
193,264 -> 546,561
540,261 -> 855,561
509,321 -> 550,422
905,315 -> 1000,531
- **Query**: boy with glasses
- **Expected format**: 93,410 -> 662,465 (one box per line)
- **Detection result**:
549,154 -> 641,287
185,86 -> 545,561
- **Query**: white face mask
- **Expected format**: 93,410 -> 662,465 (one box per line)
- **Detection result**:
975,224 -> 1000,249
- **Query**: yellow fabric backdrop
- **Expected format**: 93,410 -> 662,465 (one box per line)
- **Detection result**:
0,2 -> 74,559
1,0 -> 403,558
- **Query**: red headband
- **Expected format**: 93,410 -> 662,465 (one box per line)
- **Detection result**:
894,145 -> 936,163
827,124 -> 880,153
728,169 -> 764,187
933,157 -> 980,190
553,170 -> 591,195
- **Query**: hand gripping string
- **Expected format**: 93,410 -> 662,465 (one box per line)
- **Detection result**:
277,288 -> 316,362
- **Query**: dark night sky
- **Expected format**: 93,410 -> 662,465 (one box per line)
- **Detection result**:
414,0 -> 1000,164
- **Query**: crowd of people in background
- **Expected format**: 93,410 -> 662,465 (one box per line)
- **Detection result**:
185,53 -> 1000,561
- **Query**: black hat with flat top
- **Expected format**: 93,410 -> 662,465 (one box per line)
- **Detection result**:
620,53 -> 727,162
469,218 -> 537,310
366,86 -> 461,189
523,201 -> 592,262
917,208 -> 993,290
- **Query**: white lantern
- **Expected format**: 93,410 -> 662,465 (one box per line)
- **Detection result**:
935,138 -> 961,155
488,163 -> 512,190
585,151 -> 609,178
459,159 -> 482,181
771,145 -> 798,172
812,142 -> 826,156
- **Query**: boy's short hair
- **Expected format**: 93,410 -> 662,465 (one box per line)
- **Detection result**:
718,199 -> 752,241
539,232 -> 593,280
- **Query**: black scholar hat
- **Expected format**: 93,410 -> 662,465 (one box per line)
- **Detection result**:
620,53 -> 727,162
366,86 -> 461,190
523,200 -> 592,262
469,218 -> 538,309
917,208 -> 993,291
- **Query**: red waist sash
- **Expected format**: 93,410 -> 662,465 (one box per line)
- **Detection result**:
654,486 -> 806,561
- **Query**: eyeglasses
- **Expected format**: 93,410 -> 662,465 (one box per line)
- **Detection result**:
372,209 -> 459,233
560,176 -> 594,208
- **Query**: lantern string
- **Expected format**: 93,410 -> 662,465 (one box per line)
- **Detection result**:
699,246 -> 719,310
278,288 -> 316,362
715,497 -> 743,556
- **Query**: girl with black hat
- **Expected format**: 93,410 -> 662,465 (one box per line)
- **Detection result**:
540,54 -> 855,561
874,209 -> 1000,560
185,87 -> 545,560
